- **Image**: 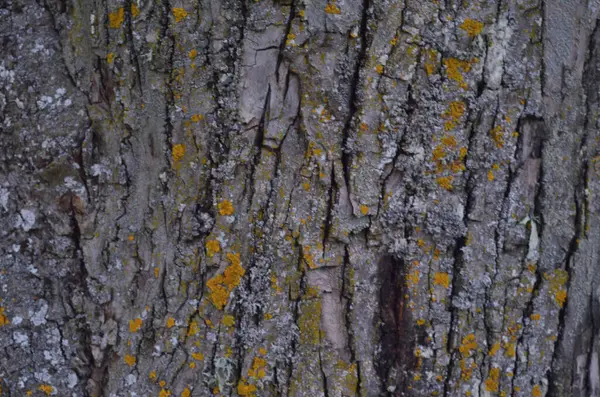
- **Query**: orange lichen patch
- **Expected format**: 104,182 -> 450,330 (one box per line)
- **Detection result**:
154,267 -> 160,278
324,3 -> 341,14
443,58 -> 474,89
166,317 -> 176,328
530,313 -> 541,321
149,370 -> 158,381
460,19 -> 484,37
237,379 -> 257,396
459,333 -> 478,356
488,341 -> 501,356
302,182 -> 311,191
532,385 -> 542,397
375,64 -> 384,74
172,8 -> 188,22
172,144 -> 186,162
488,170 -> 495,181
544,269 -> 569,307
484,367 -> 500,392
436,176 -> 454,191
390,36 -> 398,46
360,204 -> 369,215
259,347 -> 267,356
191,114 -> 204,122
129,318 -> 142,332
0,307 -> 9,327
108,7 -> 125,28
248,356 -> 267,379
218,199 -> 234,216
433,272 -> 450,288
181,387 -> 191,397
107,53 -> 115,64
191,351 -> 204,360
160,381 -> 167,388
188,49 -> 198,60
205,239 -> 221,257
124,354 -> 136,366
490,126 -> 505,148
39,385 -> 54,396
206,252 -> 245,309
416,319 -> 426,326
222,314 -> 235,327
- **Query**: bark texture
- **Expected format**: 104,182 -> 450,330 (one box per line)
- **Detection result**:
2,0 -> 600,396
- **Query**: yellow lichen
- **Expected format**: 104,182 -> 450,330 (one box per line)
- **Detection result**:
530,313 -> 541,321
206,252 -> 245,309
303,245 -> 316,269
172,144 -> 186,162
443,58 -> 473,89
443,101 -> 465,130
107,53 -> 115,64
375,64 -> 384,74
124,354 -> 136,366
181,387 -> 191,397
131,3 -> 140,17
222,314 -> 235,327
416,319 -> 426,326
159,389 -> 172,397
149,370 -> 157,381
205,239 -> 221,257
490,126 -> 505,148
460,19 -> 484,37
191,351 -> 204,361
433,272 -> 450,288
237,379 -> 257,396
424,49 -> 439,76
172,8 -> 188,22
218,199 -> 235,216
108,7 -> 125,29
436,176 -> 454,191
544,269 -> 569,307
488,342 -> 501,356
324,3 -> 341,14
488,170 -> 495,181
459,333 -> 478,356
188,49 -> 198,60
191,114 -> 204,122
484,367 -> 500,392
0,307 -> 9,326
532,385 -> 542,397
39,385 -> 54,396
286,32 -> 296,46
360,204 -> 369,215
248,356 -> 267,379
129,317 -> 142,332
166,317 -> 176,328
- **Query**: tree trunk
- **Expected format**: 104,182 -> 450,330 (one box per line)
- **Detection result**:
1,0 -> 600,396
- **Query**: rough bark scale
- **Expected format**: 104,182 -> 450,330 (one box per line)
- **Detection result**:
1,0 -> 600,395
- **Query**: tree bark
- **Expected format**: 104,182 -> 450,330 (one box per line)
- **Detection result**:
1,0 -> 600,396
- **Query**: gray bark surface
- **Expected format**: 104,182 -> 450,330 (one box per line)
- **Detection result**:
1,0 -> 600,396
